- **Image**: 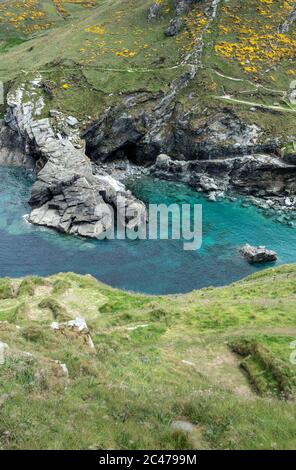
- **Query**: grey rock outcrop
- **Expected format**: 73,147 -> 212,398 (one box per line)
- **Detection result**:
279,4 -> 296,33
0,121 -> 33,167
5,79 -> 146,238
151,153 -> 296,198
148,3 -> 161,20
149,0 -> 198,18
239,244 -> 278,264
175,0 -> 196,15
165,18 -> 184,37
84,98 -> 273,164
51,317 -> 95,352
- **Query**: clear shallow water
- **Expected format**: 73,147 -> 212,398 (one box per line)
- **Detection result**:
0,166 -> 295,294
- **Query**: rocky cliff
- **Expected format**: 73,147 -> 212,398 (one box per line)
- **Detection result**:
0,0 -> 296,234
4,78 -> 146,237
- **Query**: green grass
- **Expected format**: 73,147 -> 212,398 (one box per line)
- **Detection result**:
229,336 -> 295,399
17,276 -> 47,297
38,297 -> 71,322
0,265 -> 296,449
0,278 -> 14,299
0,0 -> 187,121
1,0 -> 295,143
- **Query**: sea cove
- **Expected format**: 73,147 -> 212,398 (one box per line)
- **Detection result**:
0,167 -> 295,295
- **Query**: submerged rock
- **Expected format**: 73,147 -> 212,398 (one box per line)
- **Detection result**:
239,244 -> 278,264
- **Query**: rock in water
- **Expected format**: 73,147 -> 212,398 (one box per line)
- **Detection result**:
239,244 -> 278,264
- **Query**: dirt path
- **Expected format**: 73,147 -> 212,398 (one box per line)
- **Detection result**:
214,95 -> 296,114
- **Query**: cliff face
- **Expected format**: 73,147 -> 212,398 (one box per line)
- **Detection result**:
4,78 -> 146,237
0,121 -> 30,167
0,0 -> 296,233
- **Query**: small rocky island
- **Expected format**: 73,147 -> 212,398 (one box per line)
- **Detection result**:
239,244 -> 278,264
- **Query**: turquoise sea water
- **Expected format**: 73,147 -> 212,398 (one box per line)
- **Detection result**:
0,166 -> 295,294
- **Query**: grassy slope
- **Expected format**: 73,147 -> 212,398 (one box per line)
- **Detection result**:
0,0 -> 295,141
0,265 -> 296,450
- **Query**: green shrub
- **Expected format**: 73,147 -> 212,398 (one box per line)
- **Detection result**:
17,276 -> 45,297
229,338 -> 294,399
0,278 -> 14,299
38,297 -> 70,321
22,325 -> 45,343
52,279 -> 71,295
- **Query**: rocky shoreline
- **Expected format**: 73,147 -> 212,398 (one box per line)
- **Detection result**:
96,151 -> 296,228
0,0 -> 295,235
1,79 -> 147,238
149,153 -> 296,226
1,97 -> 296,236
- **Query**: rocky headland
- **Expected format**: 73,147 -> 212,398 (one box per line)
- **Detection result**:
0,0 -> 296,235
2,78 -> 146,238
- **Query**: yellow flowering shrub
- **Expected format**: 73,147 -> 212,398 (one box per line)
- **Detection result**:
214,0 -> 296,74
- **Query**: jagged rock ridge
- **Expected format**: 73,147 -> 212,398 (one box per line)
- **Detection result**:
5,78 -> 146,238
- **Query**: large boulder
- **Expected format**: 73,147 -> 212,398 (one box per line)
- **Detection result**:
239,244 -> 278,264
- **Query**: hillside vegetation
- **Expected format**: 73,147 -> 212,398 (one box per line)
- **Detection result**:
0,0 -> 295,140
0,265 -> 296,449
